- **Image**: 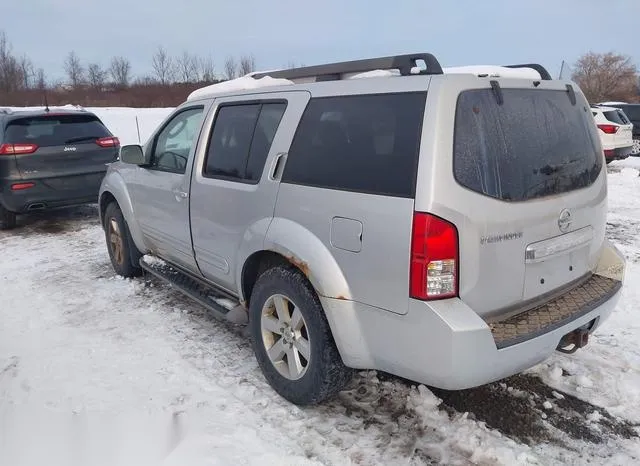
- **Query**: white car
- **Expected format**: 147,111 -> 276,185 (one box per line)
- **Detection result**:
592,106 -> 633,163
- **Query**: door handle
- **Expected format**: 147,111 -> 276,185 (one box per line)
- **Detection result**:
270,152 -> 288,181
172,189 -> 189,199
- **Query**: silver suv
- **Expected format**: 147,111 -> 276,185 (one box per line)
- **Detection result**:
99,53 -> 626,405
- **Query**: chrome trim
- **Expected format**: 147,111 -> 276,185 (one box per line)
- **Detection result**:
525,226 -> 594,263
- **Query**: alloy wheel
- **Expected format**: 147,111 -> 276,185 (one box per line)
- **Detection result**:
260,294 -> 311,380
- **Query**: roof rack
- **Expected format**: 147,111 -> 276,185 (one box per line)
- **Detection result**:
503,63 -> 552,80
252,53 -> 443,83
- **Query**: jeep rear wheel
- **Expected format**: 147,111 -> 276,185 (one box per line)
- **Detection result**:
249,266 -> 353,405
0,205 -> 17,230
104,202 -> 142,278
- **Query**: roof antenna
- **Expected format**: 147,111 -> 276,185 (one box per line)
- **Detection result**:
44,91 -> 50,113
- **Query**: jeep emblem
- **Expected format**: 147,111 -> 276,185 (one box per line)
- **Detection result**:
558,209 -> 572,233
64,146 -> 77,152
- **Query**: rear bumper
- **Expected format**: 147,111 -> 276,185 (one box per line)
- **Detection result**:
0,174 -> 104,213
322,241 -> 625,390
604,145 -> 632,160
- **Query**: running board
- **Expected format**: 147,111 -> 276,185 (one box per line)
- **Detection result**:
139,256 -> 248,325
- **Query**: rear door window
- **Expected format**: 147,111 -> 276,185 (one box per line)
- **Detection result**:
454,89 -> 602,202
282,93 -> 427,198
4,114 -> 110,146
203,102 -> 286,182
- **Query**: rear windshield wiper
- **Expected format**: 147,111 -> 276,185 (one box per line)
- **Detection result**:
64,135 -> 102,144
535,158 -> 581,175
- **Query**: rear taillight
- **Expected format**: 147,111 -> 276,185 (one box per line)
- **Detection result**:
96,137 -> 120,148
0,143 -> 38,155
11,182 -> 35,191
597,124 -> 619,134
604,149 -> 615,158
410,213 -> 459,300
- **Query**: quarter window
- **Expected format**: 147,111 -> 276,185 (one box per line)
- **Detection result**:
282,93 -> 426,197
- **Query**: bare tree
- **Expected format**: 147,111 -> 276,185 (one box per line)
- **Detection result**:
198,56 -> 215,82
0,31 -> 23,92
110,56 -> 131,88
64,51 -> 85,88
239,54 -> 256,75
224,56 -> 237,80
176,51 -> 199,83
35,68 -> 47,90
134,75 -> 157,86
19,55 -> 33,89
87,63 -> 106,89
152,46 -> 175,85
572,52 -> 639,103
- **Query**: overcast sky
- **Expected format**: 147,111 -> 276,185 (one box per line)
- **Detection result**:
4,0 -> 640,81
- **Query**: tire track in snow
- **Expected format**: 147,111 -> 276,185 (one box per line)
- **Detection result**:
3,206 -> 638,465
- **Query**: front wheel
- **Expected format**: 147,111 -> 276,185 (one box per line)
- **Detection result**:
0,205 -> 17,230
249,266 -> 353,405
104,202 -> 142,277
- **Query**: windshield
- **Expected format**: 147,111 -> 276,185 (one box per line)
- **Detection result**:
454,88 -> 602,202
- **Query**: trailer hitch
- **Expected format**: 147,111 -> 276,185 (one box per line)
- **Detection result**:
556,324 -> 592,354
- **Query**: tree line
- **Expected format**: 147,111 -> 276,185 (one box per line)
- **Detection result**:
62,47 -> 256,89
1,28 -> 639,107
0,30 -> 257,107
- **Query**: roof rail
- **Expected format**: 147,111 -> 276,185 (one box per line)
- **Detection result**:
252,53 -> 443,83
503,63 -> 552,80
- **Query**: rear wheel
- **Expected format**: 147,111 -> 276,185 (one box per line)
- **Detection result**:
249,266 -> 353,405
0,205 -> 17,230
104,202 -> 142,277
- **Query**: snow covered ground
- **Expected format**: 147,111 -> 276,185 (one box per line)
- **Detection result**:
1,116 -> 639,464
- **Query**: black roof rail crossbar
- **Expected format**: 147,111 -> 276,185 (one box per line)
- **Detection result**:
503,63 -> 552,80
253,53 -> 444,82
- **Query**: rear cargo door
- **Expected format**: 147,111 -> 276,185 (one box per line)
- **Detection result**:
4,113 -> 118,189
423,80 -> 606,319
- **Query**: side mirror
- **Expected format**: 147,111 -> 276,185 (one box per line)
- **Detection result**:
119,145 -> 146,165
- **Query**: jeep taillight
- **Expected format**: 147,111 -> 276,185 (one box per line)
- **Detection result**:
96,137 -> 120,148
410,213 -> 459,300
0,143 -> 38,155
597,124 -> 619,134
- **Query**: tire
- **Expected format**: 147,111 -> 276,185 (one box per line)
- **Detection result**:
104,202 -> 142,277
249,266 -> 353,405
0,204 -> 17,230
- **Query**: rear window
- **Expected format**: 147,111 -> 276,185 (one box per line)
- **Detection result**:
4,114 -> 110,147
282,93 -> 426,198
454,89 -> 602,202
604,110 -> 626,125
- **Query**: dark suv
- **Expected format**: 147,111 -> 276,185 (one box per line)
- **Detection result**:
0,108 -> 119,229
599,103 -> 640,155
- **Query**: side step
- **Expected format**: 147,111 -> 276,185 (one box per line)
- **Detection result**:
139,256 -> 248,325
